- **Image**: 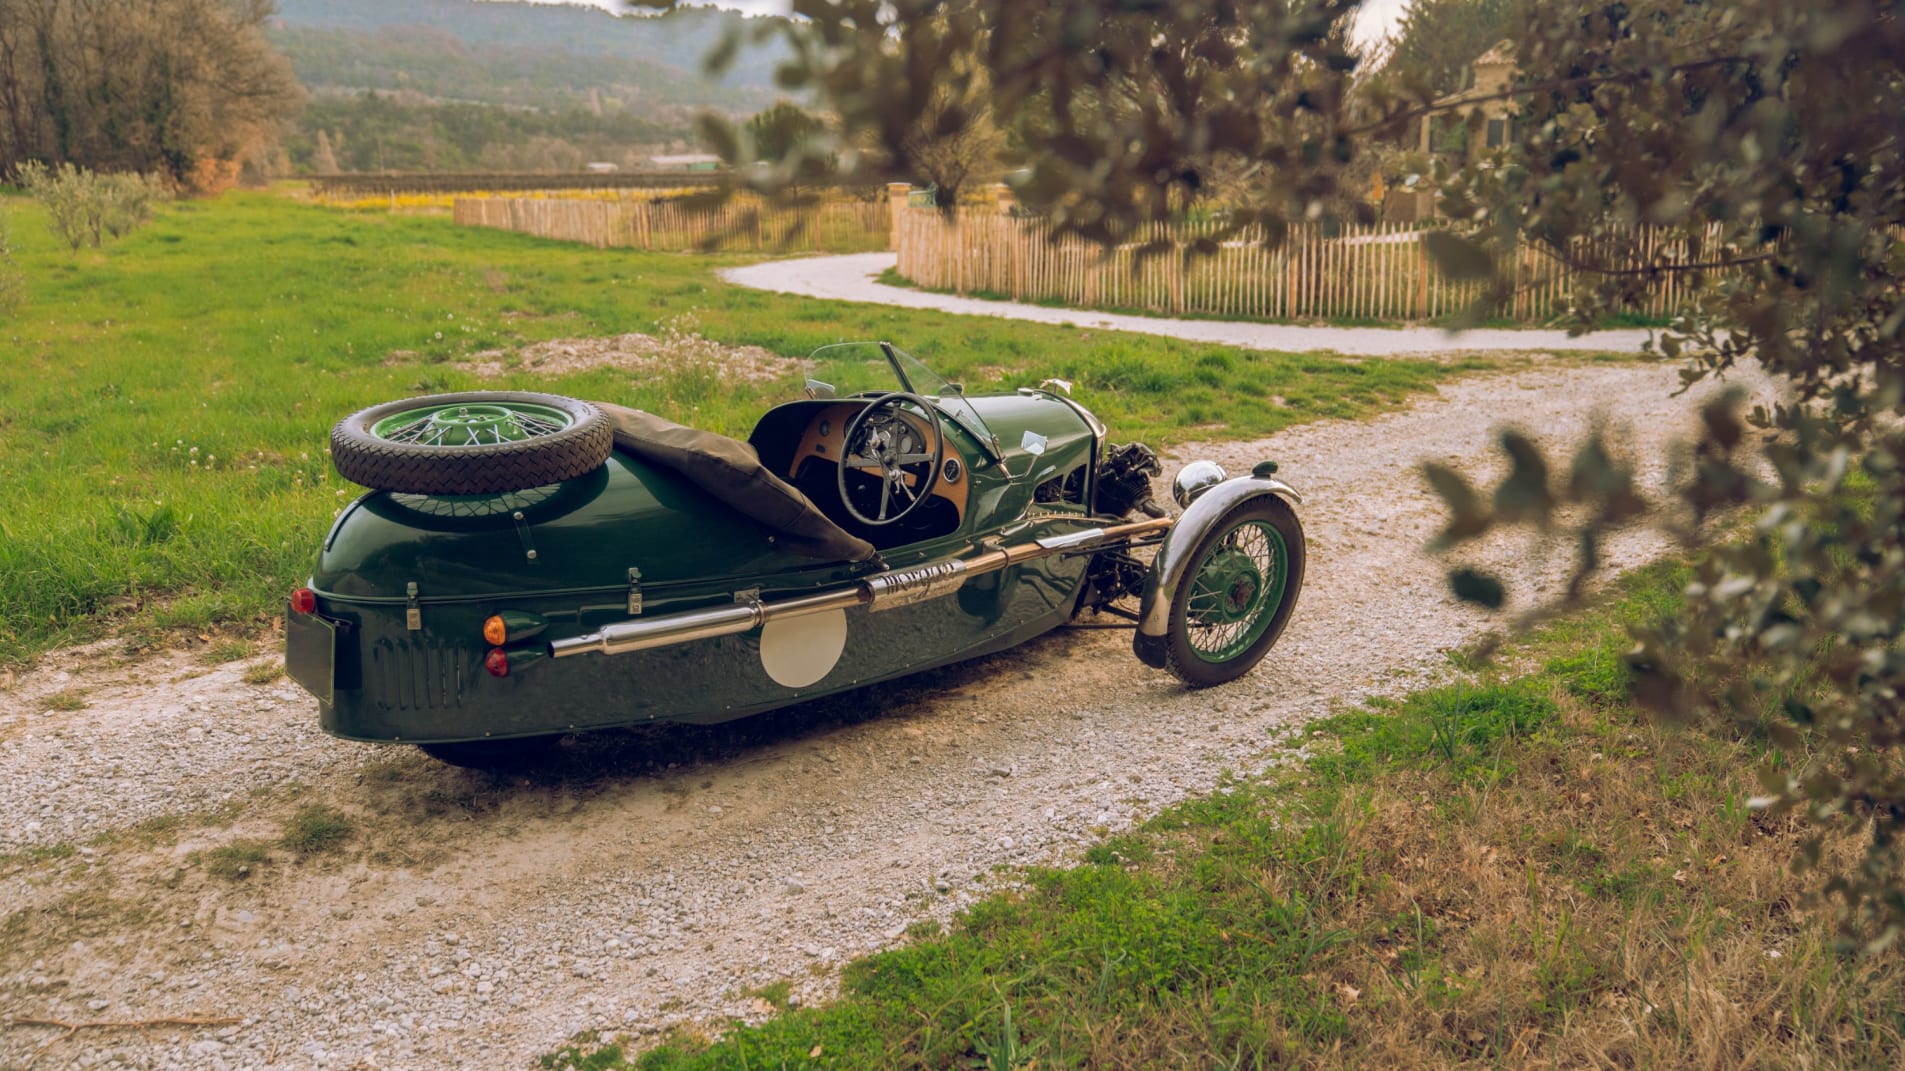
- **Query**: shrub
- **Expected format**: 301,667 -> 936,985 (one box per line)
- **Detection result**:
99,172 -> 166,239
14,161 -> 168,250
16,161 -> 101,250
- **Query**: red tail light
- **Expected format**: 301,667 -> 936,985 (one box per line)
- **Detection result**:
484,648 -> 510,677
290,588 -> 317,615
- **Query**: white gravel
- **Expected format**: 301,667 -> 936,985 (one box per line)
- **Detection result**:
0,360 -> 1772,1070
721,252 -> 1658,357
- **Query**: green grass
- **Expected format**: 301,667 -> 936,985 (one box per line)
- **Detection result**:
280,804 -> 353,855
0,189 -> 1519,664
200,839 -> 272,880
543,558 -> 1905,1069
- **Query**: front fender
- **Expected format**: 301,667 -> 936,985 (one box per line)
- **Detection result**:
1132,475 -> 1304,668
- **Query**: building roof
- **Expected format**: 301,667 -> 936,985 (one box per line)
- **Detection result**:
1473,41 -> 1516,68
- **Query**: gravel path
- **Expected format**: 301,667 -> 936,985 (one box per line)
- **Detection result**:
721,253 -> 1657,357
0,362 -> 1770,1070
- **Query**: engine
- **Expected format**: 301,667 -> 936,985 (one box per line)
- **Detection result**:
1093,441 -> 1168,519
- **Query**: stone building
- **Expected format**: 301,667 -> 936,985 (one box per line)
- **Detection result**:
1418,41 -> 1518,160
1385,42 -> 1518,220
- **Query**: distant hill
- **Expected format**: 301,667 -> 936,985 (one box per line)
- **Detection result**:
268,0 -> 799,174
271,0 -> 790,111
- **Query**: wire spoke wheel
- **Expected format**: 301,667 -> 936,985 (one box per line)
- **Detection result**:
1183,521 -> 1286,662
1161,496 -> 1305,687
371,403 -> 576,447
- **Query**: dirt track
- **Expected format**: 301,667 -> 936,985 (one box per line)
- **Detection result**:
0,361 -> 1772,1070
721,253 -> 1657,357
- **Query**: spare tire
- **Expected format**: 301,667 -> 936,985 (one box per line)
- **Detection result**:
330,391 -> 614,495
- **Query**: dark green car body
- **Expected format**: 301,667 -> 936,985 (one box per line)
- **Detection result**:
288,345 -> 1304,758
299,392 -> 1096,738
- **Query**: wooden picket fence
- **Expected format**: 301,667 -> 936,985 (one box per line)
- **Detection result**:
896,208 -> 1729,322
454,196 -> 891,253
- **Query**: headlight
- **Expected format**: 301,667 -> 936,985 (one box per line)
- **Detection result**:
1172,460 -> 1228,508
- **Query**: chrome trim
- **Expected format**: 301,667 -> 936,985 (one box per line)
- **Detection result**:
865,559 -> 969,611
1035,527 -> 1106,552
552,517 -> 1172,661
1171,460 -> 1229,509
1135,476 -> 1304,642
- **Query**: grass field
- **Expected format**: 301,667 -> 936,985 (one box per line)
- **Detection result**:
545,559 -> 1905,1070
0,188 -> 1538,664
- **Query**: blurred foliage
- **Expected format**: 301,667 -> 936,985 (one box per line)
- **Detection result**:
1414,0 -> 1905,950
634,0 -> 1905,946
742,102 -> 837,188
637,0 -> 1362,237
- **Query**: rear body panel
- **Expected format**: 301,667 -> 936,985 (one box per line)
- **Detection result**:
305,391 -> 1106,744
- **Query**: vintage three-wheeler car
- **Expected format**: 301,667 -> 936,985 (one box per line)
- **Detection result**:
286,342 -> 1304,766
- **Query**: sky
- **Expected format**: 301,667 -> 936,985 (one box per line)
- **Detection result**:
522,0 -> 1413,49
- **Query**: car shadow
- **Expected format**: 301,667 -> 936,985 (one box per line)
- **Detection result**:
389,622 -> 1115,799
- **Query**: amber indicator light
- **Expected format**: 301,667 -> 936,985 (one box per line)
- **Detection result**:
483,615 -> 508,645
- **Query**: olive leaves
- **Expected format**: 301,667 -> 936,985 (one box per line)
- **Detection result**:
1423,415 -> 1646,624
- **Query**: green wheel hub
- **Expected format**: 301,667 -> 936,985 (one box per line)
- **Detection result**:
1184,519 -> 1289,663
371,402 -> 575,447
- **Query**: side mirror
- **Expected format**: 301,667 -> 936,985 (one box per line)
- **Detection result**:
804,378 -> 836,400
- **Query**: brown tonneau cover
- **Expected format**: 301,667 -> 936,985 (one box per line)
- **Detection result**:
594,403 -> 877,564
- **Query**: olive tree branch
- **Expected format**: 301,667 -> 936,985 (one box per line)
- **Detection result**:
1539,247 -> 1779,278
1341,55 -> 1749,138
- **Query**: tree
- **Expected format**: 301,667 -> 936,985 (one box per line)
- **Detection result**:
640,0 -> 1905,945
311,129 -> 340,175
1375,0 -> 1512,99
0,0 -> 301,190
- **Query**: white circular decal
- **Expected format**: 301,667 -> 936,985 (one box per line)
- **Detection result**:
759,609 -> 847,689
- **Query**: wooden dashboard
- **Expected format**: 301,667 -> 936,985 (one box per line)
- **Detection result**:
787,401 -> 969,517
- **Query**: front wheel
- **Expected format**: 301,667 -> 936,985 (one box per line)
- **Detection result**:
1162,497 -> 1305,688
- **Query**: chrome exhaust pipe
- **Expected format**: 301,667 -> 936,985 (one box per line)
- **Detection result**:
550,517 -> 1170,660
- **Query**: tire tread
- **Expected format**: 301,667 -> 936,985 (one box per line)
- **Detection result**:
329,392 -> 613,495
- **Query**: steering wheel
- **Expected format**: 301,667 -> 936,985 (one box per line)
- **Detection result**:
836,392 -> 945,527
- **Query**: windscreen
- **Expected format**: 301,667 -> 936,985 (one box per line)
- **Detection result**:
806,342 -> 999,457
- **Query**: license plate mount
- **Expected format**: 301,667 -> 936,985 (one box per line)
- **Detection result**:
285,604 -> 337,707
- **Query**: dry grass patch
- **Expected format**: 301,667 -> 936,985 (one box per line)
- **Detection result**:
450,323 -> 807,385
42,687 -> 88,712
